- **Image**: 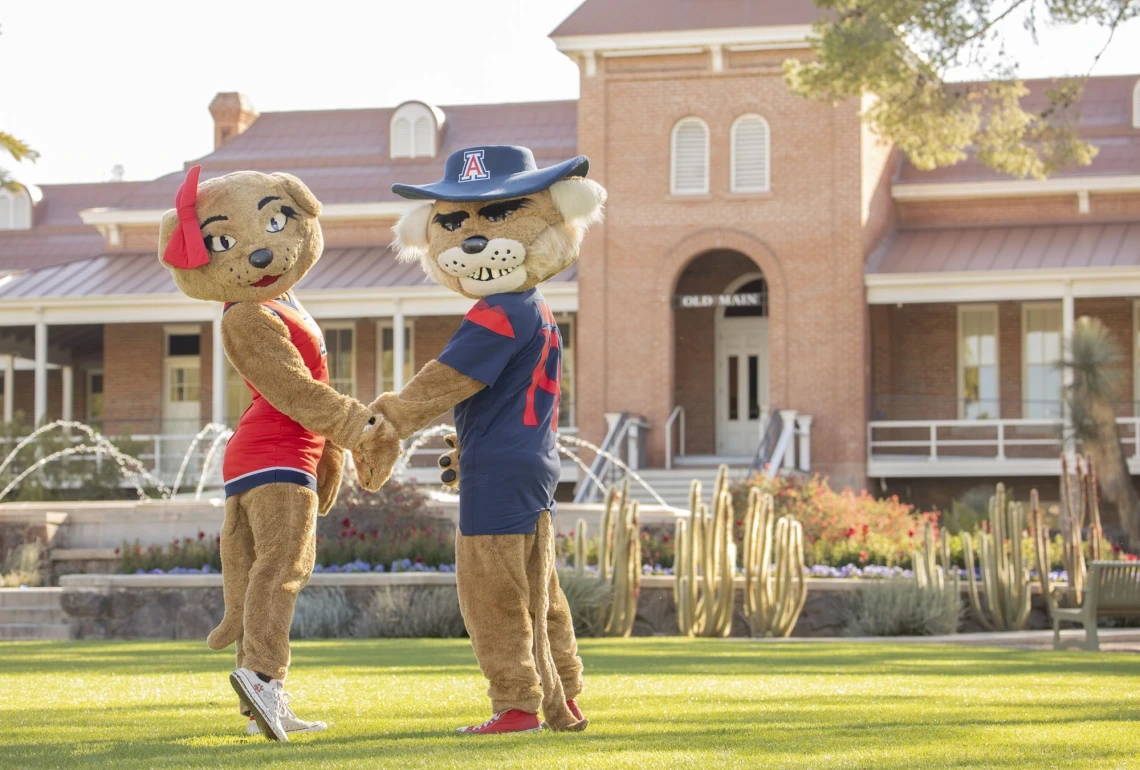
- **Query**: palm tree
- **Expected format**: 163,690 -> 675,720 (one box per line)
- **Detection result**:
0,131 -> 39,191
1064,316 -> 1140,550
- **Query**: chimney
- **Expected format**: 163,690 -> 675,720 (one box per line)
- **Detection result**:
208,92 -> 259,148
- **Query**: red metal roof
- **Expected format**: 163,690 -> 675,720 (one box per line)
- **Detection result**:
551,0 -> 822,36
867,222 -> 1140,275
0,247 -> 576,301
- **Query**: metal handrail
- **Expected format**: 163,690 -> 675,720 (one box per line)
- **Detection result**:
750,408 -> 783,474
573,413 -> 630,504
665,406 -> 685,470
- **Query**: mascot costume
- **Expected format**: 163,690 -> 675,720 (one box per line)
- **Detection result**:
357,146 -> 606,734
159,166 -> 401,742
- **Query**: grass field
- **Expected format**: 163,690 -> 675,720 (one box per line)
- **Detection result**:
0,638 -> 1138,769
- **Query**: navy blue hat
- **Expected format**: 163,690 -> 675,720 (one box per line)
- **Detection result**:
392,145 -> 590,202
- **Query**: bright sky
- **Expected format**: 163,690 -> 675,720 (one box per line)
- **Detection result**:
2,0 -> 1138,186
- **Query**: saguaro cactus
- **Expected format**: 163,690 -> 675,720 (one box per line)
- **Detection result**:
962,483 -> 1032,631
675,465 -> 737,637
1029,489 -> 1055,615
599,479 -> 640,637
913,519 -> 958,595
742,487 -> 807,637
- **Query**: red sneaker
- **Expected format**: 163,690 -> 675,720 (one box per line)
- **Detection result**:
456,710 -> 542,735
567,700 -> 585,721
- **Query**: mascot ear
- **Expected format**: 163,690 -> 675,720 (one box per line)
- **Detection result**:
392,203 -> 433,260
272,172 -> 322,217
158,209 -> 179,265
550,178 -> 607,226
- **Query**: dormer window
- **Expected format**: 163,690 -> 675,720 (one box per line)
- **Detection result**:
390,102 -> 445,159
0,186 -> 34,230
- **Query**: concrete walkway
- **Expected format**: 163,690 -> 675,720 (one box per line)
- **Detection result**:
754,628 -> 1140,653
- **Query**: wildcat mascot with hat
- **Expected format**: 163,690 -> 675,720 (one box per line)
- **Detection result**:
358,146 -> 606,734
159,166 -> 402,741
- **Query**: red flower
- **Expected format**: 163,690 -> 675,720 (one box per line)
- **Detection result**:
568,530 -> 575,538
198,530 -> 206,540
359,533 -> 366,541
215,535 -> 221,544
861,524 -> 869,536
415,556 -> 423,564
663,534 -> 671,543
845,526 -> 857,538
735,520 -> 743,528
340,530 -> 350,538
859,550 -> 869,562
114,547 -> 120,556
907,530 -> 915,538
341,517 -> 352,528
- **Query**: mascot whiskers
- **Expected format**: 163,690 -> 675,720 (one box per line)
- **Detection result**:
358,145 -> 605,734
159,166 -> 401,742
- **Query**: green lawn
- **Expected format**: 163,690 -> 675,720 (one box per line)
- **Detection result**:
0,639 -> 1137,769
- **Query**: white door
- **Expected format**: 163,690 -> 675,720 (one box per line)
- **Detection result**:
162,356 -> 201,475
715,317 -> 769,456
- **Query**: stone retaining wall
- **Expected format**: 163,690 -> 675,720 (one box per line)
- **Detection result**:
58,574 -> 1055,640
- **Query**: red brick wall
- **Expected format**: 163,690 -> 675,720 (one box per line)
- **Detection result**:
103,323 -> 164,435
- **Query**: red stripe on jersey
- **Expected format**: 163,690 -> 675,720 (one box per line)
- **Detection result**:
465,300 -> 515,338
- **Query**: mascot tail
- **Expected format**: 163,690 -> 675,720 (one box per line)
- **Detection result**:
533,512 -> 587,731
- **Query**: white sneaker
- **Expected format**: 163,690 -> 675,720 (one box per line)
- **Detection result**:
230,667 -> 289,742
246,705 -> 328,736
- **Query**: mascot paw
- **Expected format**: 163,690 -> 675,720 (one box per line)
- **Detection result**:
352,416 -> 401,492
207,616 -> 242,651
438,433 -> 460,488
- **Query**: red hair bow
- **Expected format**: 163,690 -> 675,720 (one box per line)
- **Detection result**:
162,165 -> 211,270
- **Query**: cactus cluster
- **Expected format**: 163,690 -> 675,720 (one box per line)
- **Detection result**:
912,519 -> 958,595
598,479 -> 641,637
1060,454 -> 1105,595
742,486 -> 807,638
962,483 -> 1031,631
674,466 -> 736,637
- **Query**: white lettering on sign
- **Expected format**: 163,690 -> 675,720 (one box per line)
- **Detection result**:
675,293 -> 762,308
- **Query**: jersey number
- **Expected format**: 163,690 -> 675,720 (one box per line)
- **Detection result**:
524,302 -> 561,430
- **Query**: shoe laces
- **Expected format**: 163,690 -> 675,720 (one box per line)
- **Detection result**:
473,713 -> 502,731
270,687 -> 294,720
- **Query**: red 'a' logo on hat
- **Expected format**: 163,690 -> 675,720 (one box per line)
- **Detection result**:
459,150 -> 490,182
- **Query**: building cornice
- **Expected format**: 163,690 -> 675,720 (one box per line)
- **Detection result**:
865,266 -> 1140,304
892,175 -> 1140,202
552,25 -> 814,55
79,200 -> 425,228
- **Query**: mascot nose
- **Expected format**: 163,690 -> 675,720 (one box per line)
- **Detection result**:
248,249 -> 274,269
462,237 -> 488,255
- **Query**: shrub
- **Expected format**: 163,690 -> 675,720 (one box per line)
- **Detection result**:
556,570 -> 612,638
352,587 -> 466,638
117,532 -> 221,573
1,541 -> 44,587
290,587 -> 355,639
843,581 -> 962,637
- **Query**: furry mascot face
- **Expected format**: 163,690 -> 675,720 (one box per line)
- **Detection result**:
158,167 -> 323,300
392,178 -> 606,298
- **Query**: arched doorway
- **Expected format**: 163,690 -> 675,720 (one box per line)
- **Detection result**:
673,250 -> 770,459
714,273 -> 769,455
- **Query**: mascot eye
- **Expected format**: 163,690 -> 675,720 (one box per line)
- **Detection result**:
440,220 -> 463,232
484,210 -> 513,224
205,235 -> 237,252
266,213 -> 289,233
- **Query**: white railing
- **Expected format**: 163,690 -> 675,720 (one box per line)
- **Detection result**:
665,406 -> 685,470
868,417 -> 1140,476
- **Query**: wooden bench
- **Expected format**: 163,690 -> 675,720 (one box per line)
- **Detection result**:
1052,561 -> 1140,651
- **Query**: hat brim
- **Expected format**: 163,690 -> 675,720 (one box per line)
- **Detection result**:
392,155 -> 590,202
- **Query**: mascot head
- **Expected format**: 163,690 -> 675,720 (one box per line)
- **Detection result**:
390,146 -> 606,299
158,166 -> 324,303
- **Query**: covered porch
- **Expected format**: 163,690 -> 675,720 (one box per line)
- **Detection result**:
866,221 -> 1140,479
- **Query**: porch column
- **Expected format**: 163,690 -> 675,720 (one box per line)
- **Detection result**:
34,319 -> 47,426
392,300 -> 406,392
1062,281 -> 1075,457
61,365 -> 73,422
2,355 -> 13,423
212,313 -> 226,425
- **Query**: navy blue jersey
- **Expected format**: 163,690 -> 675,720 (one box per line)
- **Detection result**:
438,288 -> 562,535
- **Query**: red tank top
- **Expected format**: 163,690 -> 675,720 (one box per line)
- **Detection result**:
222,292 -> 329,497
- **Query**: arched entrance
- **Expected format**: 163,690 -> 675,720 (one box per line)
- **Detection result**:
673,250 -> 770,459
714,273 -> 769,455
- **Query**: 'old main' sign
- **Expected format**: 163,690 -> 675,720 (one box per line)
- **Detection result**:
674,293 -> 763,309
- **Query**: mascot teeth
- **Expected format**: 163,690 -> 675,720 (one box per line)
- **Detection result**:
467,265 -> 518,282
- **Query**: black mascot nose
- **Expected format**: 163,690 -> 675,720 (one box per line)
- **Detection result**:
462,237 -> 488,255
248,249 -> 274,269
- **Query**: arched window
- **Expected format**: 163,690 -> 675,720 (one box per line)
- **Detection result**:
1133,79 -> 1140,129
731,114 -> 771,193
0,187 -> 32,230
671,117 -> 709,195
390,102 -> 444,159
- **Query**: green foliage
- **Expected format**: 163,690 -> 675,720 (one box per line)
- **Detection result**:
783,0 -> 1136,179
290,587 -> 355,639
117,532 -> 221,573
844,580 -> 963,637
352,587 -> 466,639
1,540 -> 44,587
556,569 -> 613,638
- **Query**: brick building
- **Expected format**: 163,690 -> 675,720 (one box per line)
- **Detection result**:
0,0 -> 1138,506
